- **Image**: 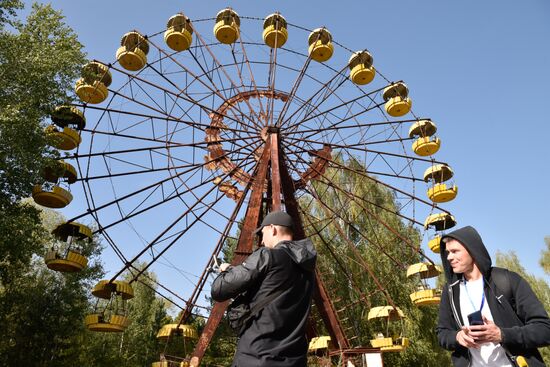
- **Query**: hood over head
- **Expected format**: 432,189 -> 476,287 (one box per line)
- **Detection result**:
440,226 -> 492,282
277,238 -> 317,272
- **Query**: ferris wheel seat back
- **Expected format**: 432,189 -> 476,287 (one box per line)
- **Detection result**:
373,337 -> 409,352
45,250 -> 88,272
370,334 -> 409,352
427,183 -> 458,203
45,125 -> 82,151
32,184 -> 73,208
156,323 -> 198,340
214,8 -> 240,44
410,288 -> 441,306
84,313 -> 128,332
412,136 -> 441,156
308,335 -> 332,352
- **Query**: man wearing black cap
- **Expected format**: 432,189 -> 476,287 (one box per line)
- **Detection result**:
211,210 -> 317,367
436,226 -> 550,366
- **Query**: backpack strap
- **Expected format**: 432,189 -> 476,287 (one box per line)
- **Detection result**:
490,267 -> 517,314
248,288 -> 285,316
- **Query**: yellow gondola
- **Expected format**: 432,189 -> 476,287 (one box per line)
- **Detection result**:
165,14 -> 193,51
262,13 -> 288,48
428,235 -> 441,253
151,362 -> 189,367
51,105 -> 86,130
43,160 -> 77,184
308,28 -> 333,62
406,263 -> 442,306
424,164 -> 458,203
116,31 -> 149,71
92,280 -> 135,300
367,306 -> 409,352
427,183 -> 458,203
349,50 -> 375,85
85,313 -> 130,332
45,124 -> 82,151
308,335 -> 331,352
86,280 -> 134,332
156,324 -> 198,340
45,222 -> 91,272
423,164 -> 453,183
214,8 -> 240,44
383,82 -> 412,117
424,212 -> 456,231
32,184 -> 73,208
408,119 -> 440,156
75,61 -> 112,104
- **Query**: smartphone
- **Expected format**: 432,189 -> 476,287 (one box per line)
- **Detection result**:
467,310 -> 484,326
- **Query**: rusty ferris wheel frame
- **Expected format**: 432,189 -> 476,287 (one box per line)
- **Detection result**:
64,12 -> 453,366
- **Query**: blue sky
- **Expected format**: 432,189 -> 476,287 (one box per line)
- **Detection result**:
21,0 -> 550,305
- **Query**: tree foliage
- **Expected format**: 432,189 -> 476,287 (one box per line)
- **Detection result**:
496,250 -> 550,364
301,156 -> 450,366
0,1 -> 86,289
539,236 -> 550,276
0,205 -> 104,366
0,5 -> 171,366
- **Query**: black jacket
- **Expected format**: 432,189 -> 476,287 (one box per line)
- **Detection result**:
436,226 -> 550,366
211,239 -> 317,367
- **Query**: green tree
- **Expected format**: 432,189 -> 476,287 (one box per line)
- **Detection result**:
496,251 -> 550,364
539,237 -> 550,275
302,156 -> 449,366
0,1 -> 85,285
0,205 -> 104,366
78,265 -> 170,367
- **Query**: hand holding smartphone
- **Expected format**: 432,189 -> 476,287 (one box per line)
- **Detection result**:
467,310 -> 484,326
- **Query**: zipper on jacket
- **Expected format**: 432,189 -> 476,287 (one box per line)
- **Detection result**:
449,281 -> 473,367
448,281 -> 463,328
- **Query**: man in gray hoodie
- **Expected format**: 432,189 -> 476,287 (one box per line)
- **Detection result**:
437,226 -> 550,366
211,211 -> 317,367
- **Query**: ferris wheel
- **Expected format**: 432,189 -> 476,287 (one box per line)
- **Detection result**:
32,7 -> 459,366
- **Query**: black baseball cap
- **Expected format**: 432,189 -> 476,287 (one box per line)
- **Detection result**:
254,211 -> 294,235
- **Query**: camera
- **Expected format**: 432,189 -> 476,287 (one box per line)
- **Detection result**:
467,310 -> 484,326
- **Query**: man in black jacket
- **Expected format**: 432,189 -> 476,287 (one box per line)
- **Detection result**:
437,225 -> 550,366
211,211 -> 317,367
